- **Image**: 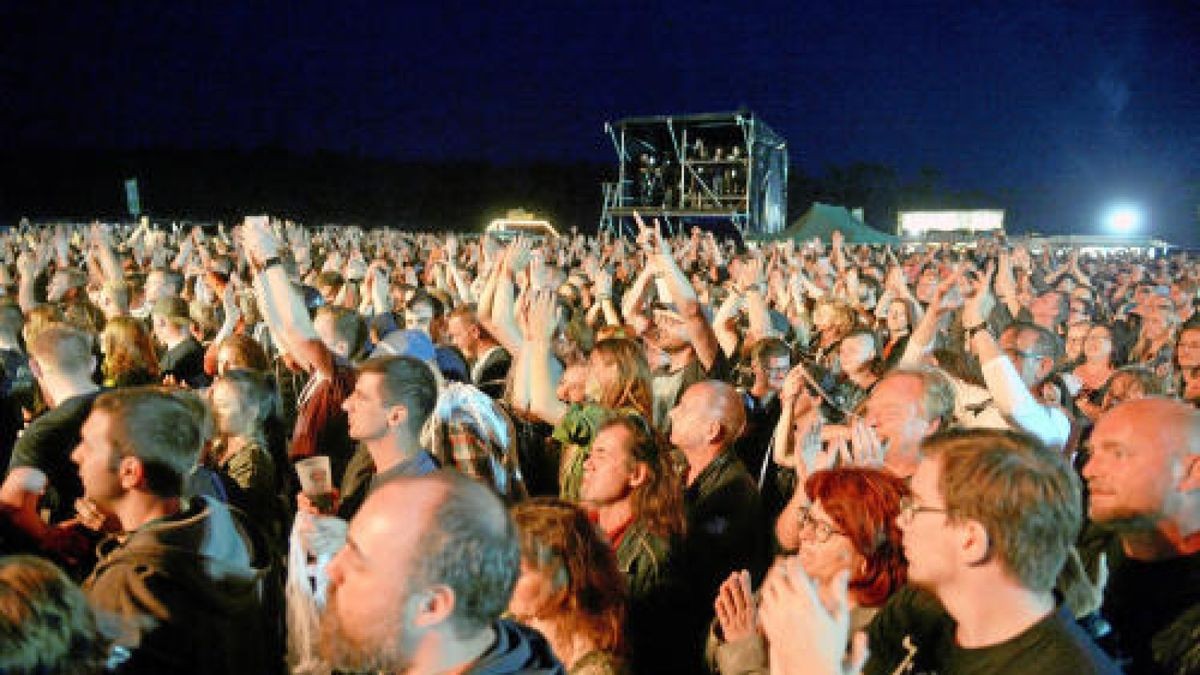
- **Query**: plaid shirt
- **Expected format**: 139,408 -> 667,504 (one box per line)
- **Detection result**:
429,388 -> 528,503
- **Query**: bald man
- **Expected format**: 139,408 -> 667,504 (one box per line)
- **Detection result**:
1082,398 -> 1200,675
669,380 -> 768,671
320,471 -> 563,674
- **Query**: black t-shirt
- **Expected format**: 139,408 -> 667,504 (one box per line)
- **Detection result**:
1085,528 -> 1200,675
865,586 -> 1121,675
8,390 -> 102,523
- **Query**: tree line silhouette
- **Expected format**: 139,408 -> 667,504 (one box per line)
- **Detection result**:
0,148 -> 1006,233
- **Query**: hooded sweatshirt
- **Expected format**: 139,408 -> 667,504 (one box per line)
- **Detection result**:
84,496 -> 281,674
465,619 -> 565,675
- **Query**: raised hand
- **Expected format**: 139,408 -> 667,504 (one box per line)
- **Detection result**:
241,215 -> 281,267
594,266 -> 614,298
15,250 -> 38,279
715,569 -> 758,644
797,415 -> 831,482
527,289 -> 560,342
962,262 -> 996,329
759,560 -> 867,675
221,283 -> 241,323
846,416 -> 885,468
507,237 -> 533,275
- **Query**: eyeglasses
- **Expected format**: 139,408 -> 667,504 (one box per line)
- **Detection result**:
797,505 -> 845,543
1002,348 -> 1043,362
898,496 -> 950,525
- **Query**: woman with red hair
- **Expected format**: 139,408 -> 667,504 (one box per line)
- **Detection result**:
708,467 -> 909,674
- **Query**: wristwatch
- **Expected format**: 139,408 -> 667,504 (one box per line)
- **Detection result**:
258,255 -> 283,273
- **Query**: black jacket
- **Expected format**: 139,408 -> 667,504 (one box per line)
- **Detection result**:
84,496 -> 282,674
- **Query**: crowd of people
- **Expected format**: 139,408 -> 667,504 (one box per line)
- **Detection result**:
0,215 -> 1197,674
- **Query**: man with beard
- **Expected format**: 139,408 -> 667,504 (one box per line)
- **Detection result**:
321,470 -> 564,674
1081,398 -> 1200,674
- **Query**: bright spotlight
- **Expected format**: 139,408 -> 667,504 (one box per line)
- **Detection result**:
1104,205 -> 1142,233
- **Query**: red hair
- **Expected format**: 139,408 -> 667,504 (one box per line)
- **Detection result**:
806,468 -> 909,608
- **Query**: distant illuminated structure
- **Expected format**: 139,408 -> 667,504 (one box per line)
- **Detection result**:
898,210 -> 1005,240
485,209 -> 559,240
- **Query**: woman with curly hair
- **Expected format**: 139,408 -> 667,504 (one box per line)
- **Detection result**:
710,467 -> 909,675
509,498 -> 628,675
99,316 -> 159,388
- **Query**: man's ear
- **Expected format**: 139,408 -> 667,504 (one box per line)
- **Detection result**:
333,338 -> 350,359
703,419 -> 723,446
1179,454 -> 1200,492
628,462 -> 649,490
959,518 -> 991,567
412,584 -> 455,629
118,455 -> 144,491
1036,356 -> 1054,382
386,402 -> 409,430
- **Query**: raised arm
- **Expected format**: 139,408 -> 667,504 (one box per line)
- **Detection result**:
242,217 -> 329,376
521,289 -> 569,426
641,214 -> 721,371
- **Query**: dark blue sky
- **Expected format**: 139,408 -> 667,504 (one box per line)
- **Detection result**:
2,1 -> 1197,243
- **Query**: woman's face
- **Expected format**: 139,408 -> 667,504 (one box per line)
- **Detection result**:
838,335 -> 874,374
586,352 -> 621,403
507,559 -> 560,622
1065,323 -> 1091,361
556,364 -> 588,405
1177,328 -> 1200,369
1103,373 -> 1146,410
812,304 -> 834,331
1083,327 -> 1113,363
886,301 -> 910,334
796,500 -> 862,586
1142,297 -> 1177,336
211,381 -> 254,437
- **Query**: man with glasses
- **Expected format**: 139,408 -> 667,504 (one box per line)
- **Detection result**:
733,336 -> 791,516
865,429 -> 1119,674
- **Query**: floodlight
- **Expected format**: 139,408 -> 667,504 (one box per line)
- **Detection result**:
1104,205 -> 1141,233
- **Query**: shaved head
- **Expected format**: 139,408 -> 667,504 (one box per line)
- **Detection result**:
1084,397 -> 1200,533
1096,398 -> 1200,460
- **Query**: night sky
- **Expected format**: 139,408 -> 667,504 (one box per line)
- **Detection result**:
2,1 -> 1198,244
